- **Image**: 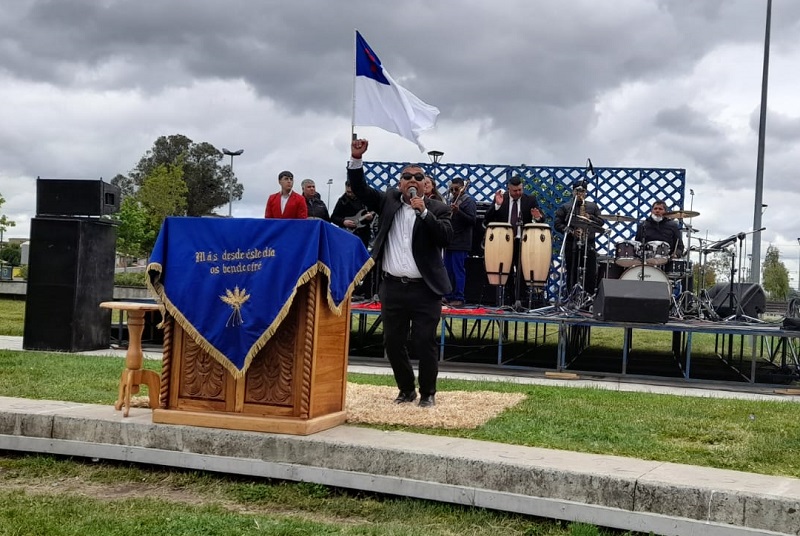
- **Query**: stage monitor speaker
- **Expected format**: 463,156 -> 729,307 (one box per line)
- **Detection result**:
593,279 -> 670,323
23,217 -> 117,352
36,178 -> 121,217
706,282 -> 766,318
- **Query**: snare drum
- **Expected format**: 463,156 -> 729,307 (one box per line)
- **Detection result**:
614,240 -> 641,267
665,258 -> 691,279
483,223 -> 513,285
619,264 -> 671,297
520,223 -> 552,287
643,241 -> 671,265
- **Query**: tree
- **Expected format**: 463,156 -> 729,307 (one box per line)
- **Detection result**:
0,193 -> 15,246
138,162 -> 188,228
110,173 -> 135,199
692,262 -> 716,293
129,134 -> 242,216
114,196 -> 154,266
762,244 -> 790,300
0,242 -> 21,266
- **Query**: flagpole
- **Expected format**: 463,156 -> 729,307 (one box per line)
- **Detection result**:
351,29 -> 358,141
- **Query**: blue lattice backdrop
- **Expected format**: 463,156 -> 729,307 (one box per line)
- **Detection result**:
364,162 -> 686,298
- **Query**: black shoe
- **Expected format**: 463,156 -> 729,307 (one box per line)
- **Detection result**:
394,390 -> 417,404
418,394 -> 435,408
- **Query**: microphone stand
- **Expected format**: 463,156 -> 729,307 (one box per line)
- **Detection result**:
723,228 -> 765,323
530,193 -> 582,317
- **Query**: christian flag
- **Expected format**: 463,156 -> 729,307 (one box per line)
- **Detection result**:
353,31 -> 439,151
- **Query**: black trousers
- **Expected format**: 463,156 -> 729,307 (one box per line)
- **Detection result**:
379,277 -> 442,396
564,240 -> 597,295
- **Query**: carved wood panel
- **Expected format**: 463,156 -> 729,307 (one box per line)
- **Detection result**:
178,334 -> 227,401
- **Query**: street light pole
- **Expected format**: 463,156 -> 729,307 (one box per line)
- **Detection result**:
796,237 -> 800,291
326,178 -> 333,207
222,148 -> 244,217
427,150 -> 444,192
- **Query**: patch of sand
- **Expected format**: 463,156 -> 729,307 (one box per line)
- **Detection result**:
345,383 -> 526,429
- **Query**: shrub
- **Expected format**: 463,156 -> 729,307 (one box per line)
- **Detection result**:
114,271 -> 147,287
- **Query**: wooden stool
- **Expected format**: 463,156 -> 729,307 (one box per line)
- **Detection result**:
100,301 -> 161,417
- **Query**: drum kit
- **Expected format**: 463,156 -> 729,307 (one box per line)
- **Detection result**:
482,204 -> 722,319
601,209 -> 710,319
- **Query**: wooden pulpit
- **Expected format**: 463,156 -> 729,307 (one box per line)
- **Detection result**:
152,274 -> 351,435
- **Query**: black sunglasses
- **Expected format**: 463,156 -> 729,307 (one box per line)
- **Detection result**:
400,172 -> 425,181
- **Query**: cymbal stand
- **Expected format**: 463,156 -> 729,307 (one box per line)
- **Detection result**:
564,236 -> 593,311
694,247 -> 719,320
530,194 -> 582,316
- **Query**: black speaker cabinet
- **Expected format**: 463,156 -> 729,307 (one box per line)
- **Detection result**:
23,217 -> 117,352
36,178 -> 121,217
593,279 -> 670,323
707,282 -> 766,318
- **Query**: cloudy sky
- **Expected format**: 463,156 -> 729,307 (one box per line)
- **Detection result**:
2,0 -> 800,284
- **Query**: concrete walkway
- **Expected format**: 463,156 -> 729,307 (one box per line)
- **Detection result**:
1,336 -> 799,534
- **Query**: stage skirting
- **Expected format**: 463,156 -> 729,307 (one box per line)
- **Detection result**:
350,302 -> 800,385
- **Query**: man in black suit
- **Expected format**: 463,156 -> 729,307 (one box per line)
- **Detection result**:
483,176 -> 547,305
554,180 -> 604,296
348,138 -> 453,408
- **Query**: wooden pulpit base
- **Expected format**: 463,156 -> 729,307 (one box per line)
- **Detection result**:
152,276 -> 351,436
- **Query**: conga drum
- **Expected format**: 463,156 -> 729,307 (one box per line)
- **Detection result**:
520,223 -> 552,287
483,223 -> 513,285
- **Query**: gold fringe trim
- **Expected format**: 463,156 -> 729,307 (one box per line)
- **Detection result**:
146,257 -> 374,380
321,257 -> 375,315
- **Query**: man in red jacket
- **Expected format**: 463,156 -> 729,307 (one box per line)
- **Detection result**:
264,170 -> 308,219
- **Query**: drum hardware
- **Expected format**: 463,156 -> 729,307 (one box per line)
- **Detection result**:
531,190 -> 592,317
664,210 -> 701,219
600,213 -> 636,223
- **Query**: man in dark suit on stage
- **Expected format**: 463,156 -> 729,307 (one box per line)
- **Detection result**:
348,138 -> 453,408
483,176 -> 547,305
554,180 -> 604,296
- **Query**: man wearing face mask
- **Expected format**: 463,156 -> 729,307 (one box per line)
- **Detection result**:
347,138 -> 453,408
635,200 -> 684,258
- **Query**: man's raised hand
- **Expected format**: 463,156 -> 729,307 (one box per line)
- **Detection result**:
351,138 -> 369,159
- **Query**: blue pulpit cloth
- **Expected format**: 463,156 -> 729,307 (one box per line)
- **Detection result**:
147,217 -> 374,378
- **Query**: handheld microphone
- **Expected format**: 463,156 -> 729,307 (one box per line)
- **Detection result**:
408,187 -> 421,214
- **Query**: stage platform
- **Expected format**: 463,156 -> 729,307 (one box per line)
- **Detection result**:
350,301 -> 800,386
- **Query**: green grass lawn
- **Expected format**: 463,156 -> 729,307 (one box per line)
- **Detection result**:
0,297 -> 797,535
1,349 -> 799,479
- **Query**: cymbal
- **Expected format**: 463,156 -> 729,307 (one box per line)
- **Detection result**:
665,210 -> 700,219
570,214 -> 605,232
600,213 -> 636,223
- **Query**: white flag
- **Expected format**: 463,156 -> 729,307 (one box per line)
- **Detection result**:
353,31 -> 439,151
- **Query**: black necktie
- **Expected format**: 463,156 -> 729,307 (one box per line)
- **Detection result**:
510,199 -> 518,227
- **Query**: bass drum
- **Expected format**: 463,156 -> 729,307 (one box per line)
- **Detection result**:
520,223 -> 552,287
483,223 -> 513,285
619,264 -> 671,297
